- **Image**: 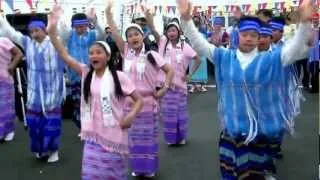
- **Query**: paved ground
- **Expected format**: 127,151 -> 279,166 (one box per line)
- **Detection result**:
0,87 -> 318,180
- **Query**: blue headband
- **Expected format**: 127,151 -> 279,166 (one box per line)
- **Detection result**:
259,27 -> 273,36
238,20 -> 260,33
213,17 -> 224,26
28,20 -> 46,30
270,21 -> 284,31
72,19 -> 89,27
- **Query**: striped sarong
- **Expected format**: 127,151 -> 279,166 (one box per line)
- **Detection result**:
71,82 -> 81,129
128,109 -> 158,175
219,131 -> 277,180
160,88 -> 189,144
27,108 -> 61,155
0,81 -> 15,139
82,141 -> 128,180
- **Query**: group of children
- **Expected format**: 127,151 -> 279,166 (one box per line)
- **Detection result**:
0,0 -> 317,179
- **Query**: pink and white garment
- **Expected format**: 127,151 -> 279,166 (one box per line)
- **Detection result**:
157,36 -> 197,144
79,64 -> 135,180
123,43 -> 165,175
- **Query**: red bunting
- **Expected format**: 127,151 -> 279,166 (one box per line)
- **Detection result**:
26,0 -> 33,8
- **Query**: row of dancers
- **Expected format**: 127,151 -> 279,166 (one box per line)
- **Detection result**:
0,0 -> 317,179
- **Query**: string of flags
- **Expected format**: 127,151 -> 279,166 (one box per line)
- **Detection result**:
1,0 -> 319,15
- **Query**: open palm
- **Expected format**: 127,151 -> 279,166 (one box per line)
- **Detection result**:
47,4 -> 62,34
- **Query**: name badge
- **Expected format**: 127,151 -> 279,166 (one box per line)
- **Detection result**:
101,96 -> 115,127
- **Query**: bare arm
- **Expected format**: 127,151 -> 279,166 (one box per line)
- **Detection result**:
120,90 -> 143,129
189,54 -> 201,76
105,3 -> 125,55
145,9 -> 161,44
8,46 -> 23,75
47,4 -> 83,75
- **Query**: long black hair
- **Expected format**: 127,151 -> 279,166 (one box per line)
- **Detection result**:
83,43 -> 124,103
163,23 -> 182,56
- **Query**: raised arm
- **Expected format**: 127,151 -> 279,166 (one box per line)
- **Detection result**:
177,0 -> 216,64
47,4 -> 83,75
144,9 -> 161,44
0,16 -> 24,47
87,7 -> 105,41
105,2 -> 125,55
281,0 -> 313,66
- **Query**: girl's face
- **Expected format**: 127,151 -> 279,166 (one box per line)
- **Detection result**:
89,44 -> 110,70
238,30 -> 259,53
166,26 -> 179,41
126,28 -> 144,50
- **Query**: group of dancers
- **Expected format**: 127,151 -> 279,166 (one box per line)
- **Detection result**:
0,0 -> 317,179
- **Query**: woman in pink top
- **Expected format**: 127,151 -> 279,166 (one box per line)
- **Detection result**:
47,5 -> 143,180
0,37 -> 23,142
105,3 -> 174,178
157,22 -> 201,145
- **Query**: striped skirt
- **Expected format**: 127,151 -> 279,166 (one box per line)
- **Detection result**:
27,108 -> 61,154
160,88 -> 189,144
219,131 -> 277,180
128,109 -> 158,175
0,81 -> 15,139
71,82 -> 81,129
82,141 -> 128,180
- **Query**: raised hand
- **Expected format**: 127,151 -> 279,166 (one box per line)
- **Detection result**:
176,0 -> 192,21
47,4 -> 62,35
299,0 -> 313,22
144,8 -> 154,26
105,0 -> 113,17
86,7 -> 97,23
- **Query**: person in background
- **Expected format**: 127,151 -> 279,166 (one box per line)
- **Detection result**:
308,12 -> 319,93
226,6 -> 243,49
256,9 -> 273,23
58,10 -> 104,130
189,15 -> 209,93
0,37 -> 23,142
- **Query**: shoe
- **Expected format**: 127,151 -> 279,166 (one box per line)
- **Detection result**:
35,153 -> 41,159
179,139 -> 186,145
264,175 -> 277,180
4,132 -> 15,142
188,86 -> 195,93
131,172 -> 138,177
145,173 -> 155,178
47,151 -> 59,163
200,86 -> 207,92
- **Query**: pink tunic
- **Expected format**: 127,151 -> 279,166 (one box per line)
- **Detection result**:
80,65 -> 136,155
158,36 -> 197,93
0,37 -> 15,84
123,43 -> 165,112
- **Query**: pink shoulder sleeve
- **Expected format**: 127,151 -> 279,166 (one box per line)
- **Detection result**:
150,51 -> 166,68
117,71 -> 136,95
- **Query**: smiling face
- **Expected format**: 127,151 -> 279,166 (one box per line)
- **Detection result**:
126,28 -> 144,51
89,44 -> 110,71
166,25 -> 180,41
238,30 -> 259,53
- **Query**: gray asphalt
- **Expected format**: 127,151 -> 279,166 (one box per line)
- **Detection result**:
0,88 -> 318,180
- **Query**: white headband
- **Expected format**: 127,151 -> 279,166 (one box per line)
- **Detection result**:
96,41 -> 111,55
125,23 -> 144,35
166,22 -> 180,31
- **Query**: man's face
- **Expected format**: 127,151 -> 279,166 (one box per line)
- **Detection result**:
105,28 -> 111,35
